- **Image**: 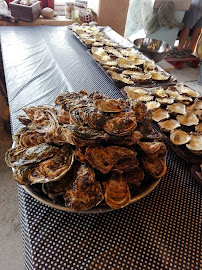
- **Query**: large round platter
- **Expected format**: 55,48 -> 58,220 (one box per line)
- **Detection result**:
22,177 -> 161,214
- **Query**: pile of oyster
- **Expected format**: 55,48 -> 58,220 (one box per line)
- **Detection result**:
70,25 -> 171,86
5,90 -> 167,211
124,83 -> 202,156
71,24 -> 119,47
91,46 -> 171,86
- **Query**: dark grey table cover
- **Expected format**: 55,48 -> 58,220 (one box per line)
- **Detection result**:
1,26 -> 201,270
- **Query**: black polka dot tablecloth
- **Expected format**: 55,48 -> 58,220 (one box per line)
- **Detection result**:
1,26 -> 201,270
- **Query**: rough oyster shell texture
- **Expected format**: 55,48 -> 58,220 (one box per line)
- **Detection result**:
5,90 -> 167,211
123,84 -> 202,158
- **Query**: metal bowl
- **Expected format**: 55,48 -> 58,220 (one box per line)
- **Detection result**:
133,38 -> 172,62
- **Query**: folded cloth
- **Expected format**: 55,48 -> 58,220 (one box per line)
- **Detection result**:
145,1 -> 184,35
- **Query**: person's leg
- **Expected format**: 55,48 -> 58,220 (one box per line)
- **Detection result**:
186,27 -> 201,52
177,27 -> 190,52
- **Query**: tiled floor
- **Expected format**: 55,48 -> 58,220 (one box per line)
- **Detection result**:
0,60 -> 201,270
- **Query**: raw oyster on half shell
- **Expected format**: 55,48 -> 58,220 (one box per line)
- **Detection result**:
170,129 -> 191,145
158,119 -> 181,132
186,133 -> 202,155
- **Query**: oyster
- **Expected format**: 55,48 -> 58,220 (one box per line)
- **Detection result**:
64,163 -> 104,210
104,46 -> 123,58
141,157 -> 167,179
195,123 -> 202,132
165,89 -> 181,99
61,125 -> 109,146
143,60 -> 157,72
94,98 -> 126,112
186,133 -> 202,155
156,97 -> 174,105
130,94 -> 154,102
42,176 -> 71,201
170,129 -> 191,145
108,131 -> 143,146
23,105 -> 58,134
111,72 -> 134,85
124,86 -> 149,99
5,143 -> 59,167
130,102 -> 148,122
54,90 -> 88,107
124,167 -> 145,187
167,103 -> 186,115
138,141 -> 166,159
175,95 -> 193,105
175,84 -> 200,98
152,87 -> 168,98
151,108 -> 170,122
130,72 -> 152,83
57,107 -> 70,124
117,58 -> 138,69
104,112 -> 137,136
103,173 -> 131,209
158,119 -> 181,132
13,165 -> 32,185
19,130 -> 49,148
17,115 -> 32,126
176,112 -> 199,126
28,146 -> 74,184
122,68 -> 143,75
150,71 -> 171,81
146,101 -> 161,111
85,146 -> 137,174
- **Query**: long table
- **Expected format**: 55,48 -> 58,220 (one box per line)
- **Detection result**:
1,26 -> 201,270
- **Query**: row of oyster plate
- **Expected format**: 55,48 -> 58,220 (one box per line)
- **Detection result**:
5,91 -> 167,211
124,84 -> 202,155
70,24 -> 171,86
70,24 -> 202,156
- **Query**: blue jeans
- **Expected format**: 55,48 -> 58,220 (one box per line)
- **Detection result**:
198,60 -> 202,85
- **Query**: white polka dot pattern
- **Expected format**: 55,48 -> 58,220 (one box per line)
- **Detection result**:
1,26 -> 201,270
17,147 -> 202,270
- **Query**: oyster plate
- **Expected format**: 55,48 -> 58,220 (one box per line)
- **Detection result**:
122,84 -> 202,163
68,25 -> 133,49
7,90 -> 168,214
22,176 -> 161,214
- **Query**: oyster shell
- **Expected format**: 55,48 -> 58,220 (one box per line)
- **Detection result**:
138,141 -> 166,159
141,157 -> 167,179
85,146 -> 137,174
124,86 -> 149,98
94,98 -> 126,112
195,109 -> 202,120
175,95 -> 193,105
156,97 -> 174,105
176,112 -> 199,126
64,163 -> 104,211
108,131 -> 143,146
104,112 -> 137,136
130,72 -> 152,83
28,146 -> 74,184
5,143 -> 59,167
146,101 -> 161,111
42,176 -> 71,201
23,105 -> 58,134
61,125 -> 109,146
152,87 -> 168,98
151,108 -> 170,122
54,91 -> 88,107
143,60 -> 157,72
150,71 -> 171,81
186,133 -> 202,155
175,84 -> 200,98
13,165 -> 32,185
170,129 -> 191,145
158,119 -> 181,132
130,102 -> 148,122
57,107 -> 70,124
167,103 -> 186,115
111,72 -> 134,85
103,173 -> 131,209
195,123 -> 202,132
124,167 -> 145,187
19,130 -> 49,148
